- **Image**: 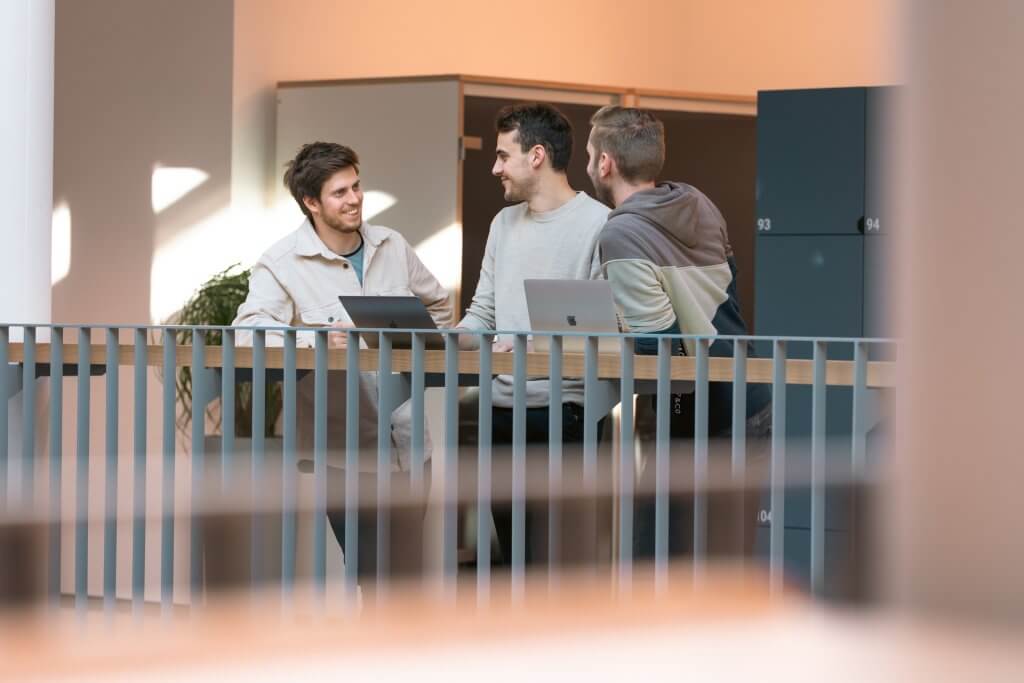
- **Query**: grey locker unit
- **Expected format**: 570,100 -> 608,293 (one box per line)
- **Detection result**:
754,86 -> 896,593
755,88 -> 866,236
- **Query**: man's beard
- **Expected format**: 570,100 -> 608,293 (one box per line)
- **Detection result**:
589,171 -> 614,208
321,211 -> 361,233
503,175 -> 538,203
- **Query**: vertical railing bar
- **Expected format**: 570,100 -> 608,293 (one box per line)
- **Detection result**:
0,325 -> 9,507
131,329 -> 147,615
159,327 -> 176,610
21,326 -> 36,506
344,332 -> 360,601
313,330 -> 328,599
190,329 -> 206,609
75,327 -> 91,614
161,329 -> 176,614
547,334 -> 562,591
618,338 -> 635,594
443,333 -> 459,596
811,340 -> 827,596
476,333 -> 493,606
103,328 -> 119,614
250,331 -> 266,590
410,332 -> 425,492
47,327 -> 62,605
852,341 -> 868,477
769,340 -> 787,595
221,329 -> 235,491
655,336 -> 671,593
693,338 -> 709,586
281,330 -> 297,600
511,333 -> 527,602
850,340 -> 869,606
731,339 -> 748,571
376,332 -> 392,594
582,337 -> 598,489
582,335 -> 599,589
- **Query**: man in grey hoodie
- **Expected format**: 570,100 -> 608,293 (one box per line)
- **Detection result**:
586,105 -> 771,558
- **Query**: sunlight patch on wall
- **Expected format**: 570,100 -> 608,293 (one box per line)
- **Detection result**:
148,191 -> 424,324
151,165 -> 210,214
272,190 -> 396,225
362,191 -> 397,221
149,207 -> 235,324
271,195 -> 304,231
51,200 -> 71,286
414,222 -> 462,291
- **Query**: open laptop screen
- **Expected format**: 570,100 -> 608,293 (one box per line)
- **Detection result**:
338,295 -> 445,349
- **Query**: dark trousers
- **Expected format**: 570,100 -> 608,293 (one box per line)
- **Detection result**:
325,469 -> 430,585
633,401 -> 772,561
489,403 -> 606,569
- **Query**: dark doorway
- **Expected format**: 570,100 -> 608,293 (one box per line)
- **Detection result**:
460,97 -> 757,332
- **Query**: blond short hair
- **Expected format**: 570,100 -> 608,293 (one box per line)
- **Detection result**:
589,106 -> 665,183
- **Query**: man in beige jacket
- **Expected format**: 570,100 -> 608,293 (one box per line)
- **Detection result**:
232,141 -> 453,581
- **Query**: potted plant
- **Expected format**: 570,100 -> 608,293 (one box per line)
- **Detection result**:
171,263 -> 282,438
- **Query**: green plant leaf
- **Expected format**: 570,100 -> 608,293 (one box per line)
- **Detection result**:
169,263 -> 283,438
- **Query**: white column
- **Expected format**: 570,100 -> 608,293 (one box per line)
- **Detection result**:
0,0 -> 54,324
1,0 -> 54,503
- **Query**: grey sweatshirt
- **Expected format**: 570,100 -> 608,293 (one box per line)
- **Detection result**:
598,181 -> 771,426
460,191 -> 609,407
599,181 -> 745,348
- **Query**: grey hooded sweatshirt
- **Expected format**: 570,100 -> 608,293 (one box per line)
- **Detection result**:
598,181 -> 770,430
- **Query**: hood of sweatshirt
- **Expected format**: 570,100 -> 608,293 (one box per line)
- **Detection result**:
607,181 -> 726,250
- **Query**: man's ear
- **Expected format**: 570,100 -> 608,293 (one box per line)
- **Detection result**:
600,152 -> 614,179
301,195 -> 320,217
529,144 -> 547,170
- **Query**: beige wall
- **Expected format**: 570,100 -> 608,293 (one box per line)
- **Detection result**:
52,0 -> 235,600
236,0 -> 901,94
54,0 -> 235,326
232,0 -> 906,247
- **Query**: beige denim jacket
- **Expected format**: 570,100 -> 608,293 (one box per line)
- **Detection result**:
232,220 -> 454,471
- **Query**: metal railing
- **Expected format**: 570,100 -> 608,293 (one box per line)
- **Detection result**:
0,324 -> 895,615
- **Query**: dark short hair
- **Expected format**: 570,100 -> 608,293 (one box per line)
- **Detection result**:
283,142 -> 360,222
589,106 -> 665,183
495,103 -> 573,172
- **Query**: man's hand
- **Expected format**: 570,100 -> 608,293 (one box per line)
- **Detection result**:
492,338 -> 533,353
327,320 -> 355,349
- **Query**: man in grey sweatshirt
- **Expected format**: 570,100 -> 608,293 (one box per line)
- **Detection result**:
459,103 -> 609,567
586,105 -> 771,558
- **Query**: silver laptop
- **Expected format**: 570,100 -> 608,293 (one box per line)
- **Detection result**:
338,295 -> 446,349
523,279 -> 625,352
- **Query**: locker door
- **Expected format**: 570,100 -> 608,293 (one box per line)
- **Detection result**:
754,234 -> 863,530
864,233 -> 892,340
756,88 -> 866,236
754,527 -> 856,598
754,234 -> 865,338
865,86 -> 900,236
